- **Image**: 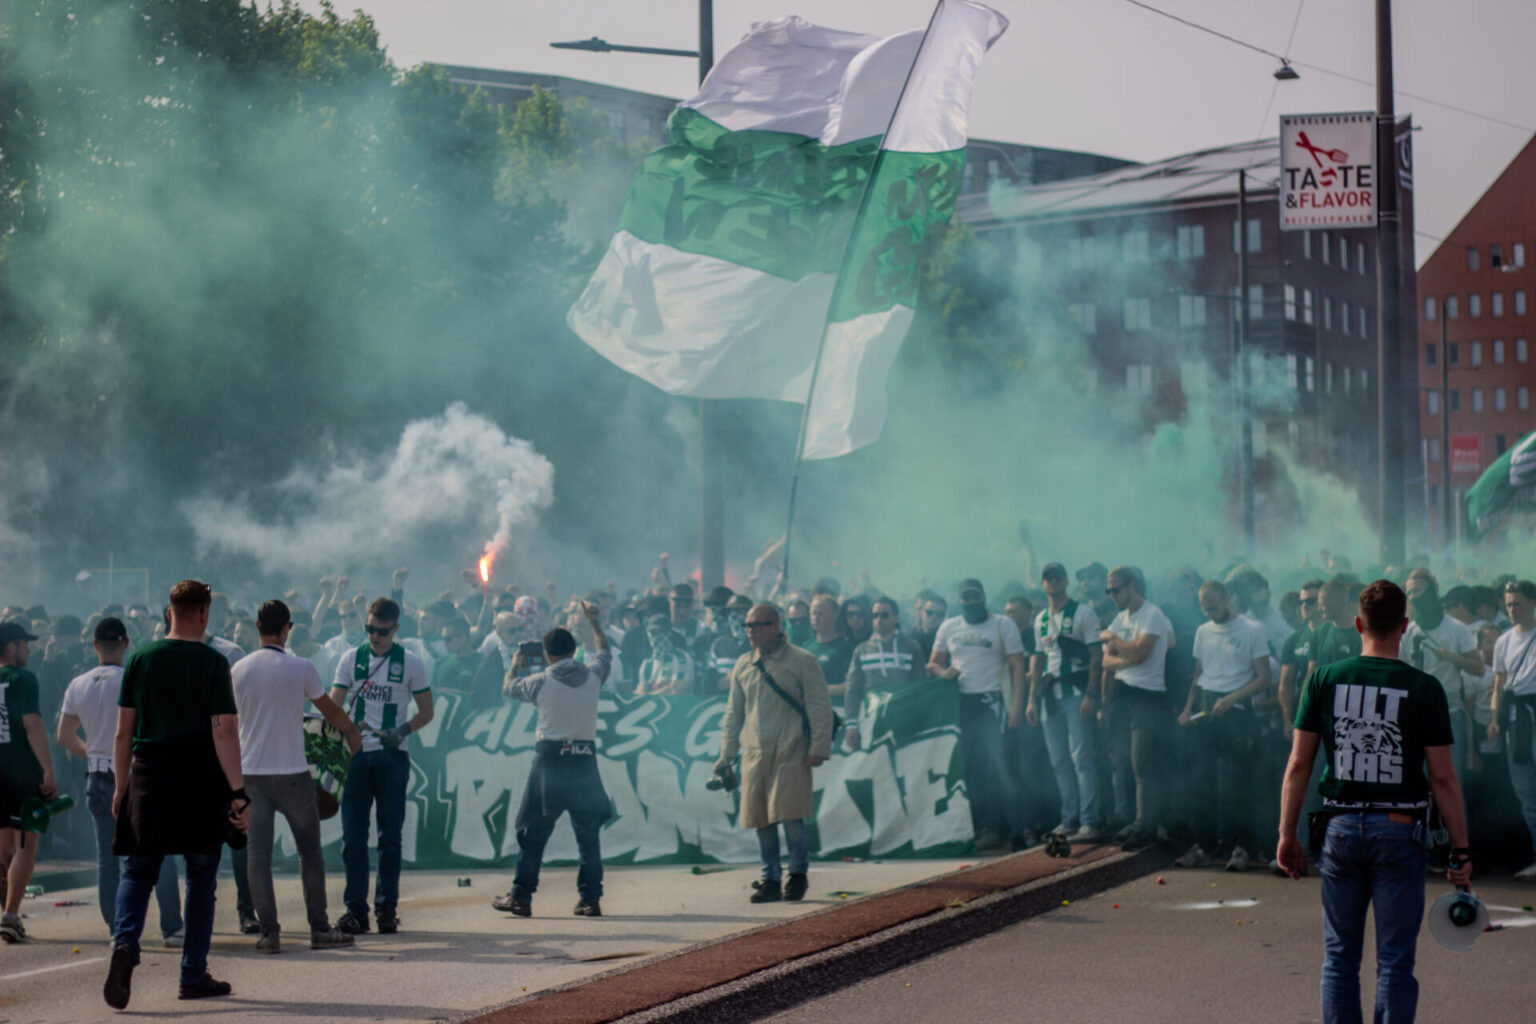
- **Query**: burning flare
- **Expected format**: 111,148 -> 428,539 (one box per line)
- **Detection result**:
478,551 -> 493,585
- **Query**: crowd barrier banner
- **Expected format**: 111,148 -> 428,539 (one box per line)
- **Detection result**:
277,676 -> 974,867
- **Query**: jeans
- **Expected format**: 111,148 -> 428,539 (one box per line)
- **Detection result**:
85,772 -> 182,937
1105,684 -> 1168,828
341,749 -> 409,920
1188,695 -> 1254,847
757,819 -> 809,882
511,744 -> 607,903
1506,720 -> 1536,857
247,772 -> 331,934
112,850 -> 221,985
1040,687 -> 1100,830
957,692 -> 1023,839
230,844 -> 253,919
1318,813 -> 1427,1024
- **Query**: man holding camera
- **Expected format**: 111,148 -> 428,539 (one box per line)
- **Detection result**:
492,602 -> 611,918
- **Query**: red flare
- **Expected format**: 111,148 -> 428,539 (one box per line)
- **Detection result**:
478,553 -> 493,585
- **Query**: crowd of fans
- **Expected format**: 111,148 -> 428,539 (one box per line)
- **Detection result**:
5,546 -> 1536,891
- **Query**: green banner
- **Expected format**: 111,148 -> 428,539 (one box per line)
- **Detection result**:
276,676 -> 973,868
1465,427 -> 1536,541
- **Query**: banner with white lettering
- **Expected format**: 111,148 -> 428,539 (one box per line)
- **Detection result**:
1279,112 -> 1377,230
277,676 -> 974,867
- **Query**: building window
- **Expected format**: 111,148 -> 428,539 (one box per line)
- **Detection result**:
1305,356 -> 1315,392
607,110 -> 625,139
1284,283 -> 1297,321
1472,387 -> 1485,412
1339,237 -> 1349,270
1494,292 -> 1505,317
1321,231 -> 1332,265
1125,364 -> 1152,394
1249,284 -> 1264,320
1325,362 -> 1334,393
1360,306 -> 1370,337
987,158 -> 1001,182
1358,242 -> 1368,274
1497,434 -> 1508,455
1492,244 -> 1504,268
1495,387 -> 1507,411
1344,366 -> 1352,394
1324,296 -> 1334,330
1361,369 -> 1369,394
1518,291 -> 1528,316
1303,289 -> 1314,325
1231,219 -> 1260,254
1427,390 -> 1440,415
1448,342 -> 1459,365
1341,300 -> 1352,336
1519,337 -> 1530,362
1303,230 -> 1313,259
1179,360 -> 1210,393
1287,353 -> 1299,388
1522,386 -> 1531,411
1426,344 -> 1437,367
1495,339 -> 1506,363
1428,438 -> 1441,461
1425,296 -> 1437,321
1449,389 -> 1461,413
1516,243 -> 1527,268
1468,246 -> 1480,271
1178,294 -> 1206,328
1122,229 -> 1150,263
1447,295 -> 1459,319
1176,224 -> 1205,259
1470,293 -> 1482,318
1429,483 -> 1439,507
1471,340 -> 1482,366
1123,297 -> 1152,331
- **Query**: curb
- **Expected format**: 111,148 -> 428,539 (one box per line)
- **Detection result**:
459,843 -> 1172,1024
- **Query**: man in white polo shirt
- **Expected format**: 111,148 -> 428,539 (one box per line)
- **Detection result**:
1489,580 -> 1536,880
1100,566 -> 1174,851
1178,580 -> 1271,871
57,618 -> 183,945
233,601 -> 361,953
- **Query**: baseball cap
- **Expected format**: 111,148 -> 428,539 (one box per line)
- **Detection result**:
1076,561 -> 1108,581
1041,562 -> 1068,581
0,621 -> 40,646
725,594 -> 753,614
958,578 -> 985,600
705,585 -> 734,608
94,617 -> 130,644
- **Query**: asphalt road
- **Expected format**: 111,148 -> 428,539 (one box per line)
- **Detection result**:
0,858 -> 970,1023
762,866 -> 1536,1024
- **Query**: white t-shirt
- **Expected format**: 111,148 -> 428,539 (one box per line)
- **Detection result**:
1253,606 -> 1291,656
233,646 -> 327,775
206,635 -> 245,667
1403,616 -> 1477,702
1493,627 -> 1536,697
1034,601 -> 1101,680
934,613 -> 1024,695
1107,601 -> 1173,692
60,664 -> 124,772
330,644 -> 430,753
1193,616 -> 1269,695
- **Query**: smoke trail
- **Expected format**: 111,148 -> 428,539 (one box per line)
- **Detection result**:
183,403 -> 553,577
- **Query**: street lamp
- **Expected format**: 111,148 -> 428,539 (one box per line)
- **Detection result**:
1273,61 -> 1300,81
550,36 -> 700,59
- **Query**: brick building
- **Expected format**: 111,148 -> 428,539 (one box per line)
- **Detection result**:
1415,134 -> 1536,544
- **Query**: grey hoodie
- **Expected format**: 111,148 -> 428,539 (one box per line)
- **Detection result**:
504,649 -> 612,742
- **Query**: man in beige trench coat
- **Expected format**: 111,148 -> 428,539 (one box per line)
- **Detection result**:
715,603 -> 834,903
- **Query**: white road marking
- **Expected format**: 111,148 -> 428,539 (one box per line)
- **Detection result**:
1,955 -> 107,981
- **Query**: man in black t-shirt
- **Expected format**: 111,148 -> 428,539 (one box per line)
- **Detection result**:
1277,580 -> 1471,1024
0,621 -> 57,944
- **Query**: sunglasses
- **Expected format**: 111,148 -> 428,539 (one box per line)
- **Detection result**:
366,624 -> 396,637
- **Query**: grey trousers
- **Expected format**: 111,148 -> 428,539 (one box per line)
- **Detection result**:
246,772 -> 331,935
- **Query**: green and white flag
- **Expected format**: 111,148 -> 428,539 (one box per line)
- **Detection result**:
1465,428 -> 1536,541
567,2 -> 1007,458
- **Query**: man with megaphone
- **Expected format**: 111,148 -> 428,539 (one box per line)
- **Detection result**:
1277,579 -> 1471,1024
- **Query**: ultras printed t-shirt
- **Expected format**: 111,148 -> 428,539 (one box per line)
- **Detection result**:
1295,655 -> 1452,810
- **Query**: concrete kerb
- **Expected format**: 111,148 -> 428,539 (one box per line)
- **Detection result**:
458,845 -> 1174,1024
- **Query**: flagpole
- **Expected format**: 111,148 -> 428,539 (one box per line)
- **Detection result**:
780,0 -> 948,585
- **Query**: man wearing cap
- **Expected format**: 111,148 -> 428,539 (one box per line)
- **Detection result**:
695,586 -> 735,666
1028,563 -> 1105,841
0,620 -> 57,944
1077,563 -> 1117,640
57,619 -> 183,944
636,615 -> 696,696
930,580 -> 1028,852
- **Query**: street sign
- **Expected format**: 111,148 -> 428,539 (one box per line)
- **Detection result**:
1450,432 -> 1484,474
1279,112 -> 1377,230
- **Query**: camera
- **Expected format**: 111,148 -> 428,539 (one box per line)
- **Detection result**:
706,764 -> 738,792
517,639 -> 548,670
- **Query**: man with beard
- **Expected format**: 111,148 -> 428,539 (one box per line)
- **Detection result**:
1402,570 -> 1480,784
637,616 -> 696,695
1028,564 -> 1104,842
932,580 -> 1028,852
909,591 -> 946,669
805,595 -> 854,702
703,596 -> 753,694
716,604 -> 832,903
845,596 -> 924,751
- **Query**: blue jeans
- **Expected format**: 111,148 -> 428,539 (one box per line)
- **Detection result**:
1319,813 -> 1428,1024
1505,721 -> 1536,856
1040,688 -> 1100,830
756,819 -> 809,882
341,749 -> 409,920
84,772 -> 181,936
112,850 -> 221,985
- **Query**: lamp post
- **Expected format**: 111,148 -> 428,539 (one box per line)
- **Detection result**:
1374,0 -> 1407,567
552,2 -> 724,590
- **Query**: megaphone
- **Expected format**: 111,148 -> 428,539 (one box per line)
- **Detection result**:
15,794 -> 75,835
1428,887 -> 1490,951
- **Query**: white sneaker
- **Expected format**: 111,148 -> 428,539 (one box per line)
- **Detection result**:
1514,862 -> 1536,882
0,913 -> 23,944
1071,825 -> 1105,842
1225,846 -> 1252,872
1175,843 -> 1210,868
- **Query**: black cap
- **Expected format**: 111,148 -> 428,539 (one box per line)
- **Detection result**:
94,617 -> 130,644
704,585 -> 734,608
0,621 -> 39,646
958,578 -> 985,600
725,594 -> 753,613
1076,561 -> 1108,581
1041,562 -> 1068,581
670,582 -> 695,601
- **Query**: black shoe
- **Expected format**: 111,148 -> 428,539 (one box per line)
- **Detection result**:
376,912 -> 399,934
749,879 -> 783,903
178,971 -> 233,1000
103,944 -> 139,1010
573,899 -> 602,917
783,873 -> 809,901
336,912 -> 370,935
238,911 -> 260,935
491,892 -> 520,912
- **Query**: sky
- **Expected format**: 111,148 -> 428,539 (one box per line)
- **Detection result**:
299,0 -> 1536,267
